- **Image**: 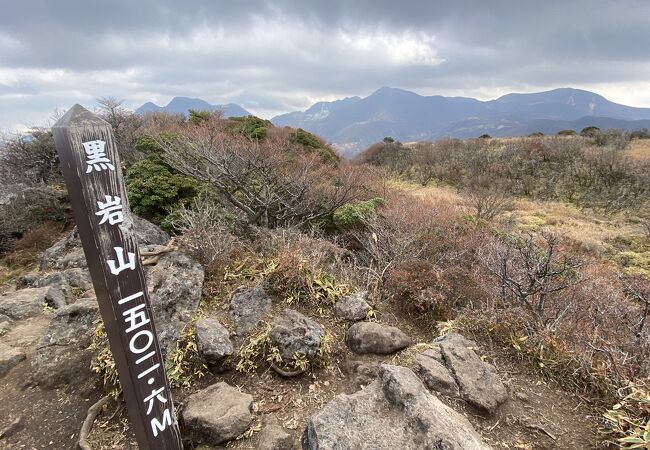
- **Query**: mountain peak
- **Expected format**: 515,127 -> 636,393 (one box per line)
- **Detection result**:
271,87 -> 650,157
135,97 -> 250,117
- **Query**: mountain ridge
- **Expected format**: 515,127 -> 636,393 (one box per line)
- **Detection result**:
135,96 -> 250,117
272,87 -> 650,155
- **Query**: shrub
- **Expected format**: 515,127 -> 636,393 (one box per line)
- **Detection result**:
188,109 -> 212,125
288,128 -> 339,162
466,188 -> 513,221
557,129 -> 577,136
528,131 -> 544,137
266,234 -> 351,310
0,129 -> 61,184
124,153 -> 200,225
479,134 -> 491,139
160,125 -> 369,229
164,193 -> 239,266
0,185 -> 66,254
580,126 -> 601,137
384,259 -> 451,320
229,115 -> 271,139
333,197 -> 384,231
354,140 -> 412,174
479,231 -> 584,329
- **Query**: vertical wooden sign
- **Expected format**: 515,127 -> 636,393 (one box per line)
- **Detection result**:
52,105 -> 183,450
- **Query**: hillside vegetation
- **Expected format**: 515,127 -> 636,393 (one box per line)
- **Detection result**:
1,106 -> 649,449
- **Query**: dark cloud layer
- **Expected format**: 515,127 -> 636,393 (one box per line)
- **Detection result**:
1,0 -> 649,130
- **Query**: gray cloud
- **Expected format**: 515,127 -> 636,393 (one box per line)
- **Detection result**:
1,0 -> 650,130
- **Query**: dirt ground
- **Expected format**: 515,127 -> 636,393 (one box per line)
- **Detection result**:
81,297 -> 605,450
0,315 -> 104,450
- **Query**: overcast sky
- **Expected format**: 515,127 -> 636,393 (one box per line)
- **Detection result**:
2,0 -> 650,131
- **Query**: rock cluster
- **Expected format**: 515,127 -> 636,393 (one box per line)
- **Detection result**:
302,364 -> 491,450
414,333 -> 508,414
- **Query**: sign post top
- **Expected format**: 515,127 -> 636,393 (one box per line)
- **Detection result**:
53,103 -> 111,129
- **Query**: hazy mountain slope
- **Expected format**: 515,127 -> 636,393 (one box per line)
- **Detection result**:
272,87 -> 650,154
135,97 -> 250,117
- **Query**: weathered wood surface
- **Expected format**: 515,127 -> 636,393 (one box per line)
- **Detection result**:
52,104 -> 183,450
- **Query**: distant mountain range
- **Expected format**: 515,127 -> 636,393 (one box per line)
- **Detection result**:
272,87 -> 650,156
136,89 -> 650,157
135,96 -> 250,117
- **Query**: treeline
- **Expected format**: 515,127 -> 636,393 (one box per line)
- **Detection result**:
355,132 -> 650,213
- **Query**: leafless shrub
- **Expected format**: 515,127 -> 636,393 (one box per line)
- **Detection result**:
158,122 -> 369,228
467,188 -> 513,221
167,196 -> 240,266
480,231 -> 584,330
620,274 -> 650,338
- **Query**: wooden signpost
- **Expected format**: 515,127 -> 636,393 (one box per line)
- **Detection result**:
52,105 -> 183,450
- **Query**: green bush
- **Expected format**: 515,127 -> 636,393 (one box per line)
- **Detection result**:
188,109 -> 212,125
557,129 -> 577,136
230,115 -> 271,139
580,126 -> 600,137
125,154 -> 200,226
333,197 -> 384,230
289,128 -> 339,162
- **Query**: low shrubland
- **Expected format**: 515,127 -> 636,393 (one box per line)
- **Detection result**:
2,103 -> 648,447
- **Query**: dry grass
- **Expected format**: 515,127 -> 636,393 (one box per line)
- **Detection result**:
398,181 -> 649,278
627,139 -> 650,161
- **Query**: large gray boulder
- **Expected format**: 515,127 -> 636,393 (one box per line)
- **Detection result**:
31,299 -> 99,387
40,216 -> 168,270
433,333 -> 508,414
145,250 -> 204,356
0,286 -> 60,319
195,317 -> 234,365
0,342 -> 26,376
345,322 -> 411,355
269,309 -> 325,362
334,291 -> 371,321
229,286 -> 272,335
183,382 -> 253,445
302,364 -> 491,450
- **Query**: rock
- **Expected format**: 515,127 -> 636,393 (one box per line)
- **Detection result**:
17,268 -> 93,302
39,227 -> 86,270
434,333 -> 508,414
333,291 -> 371,321
0,342 -> 26,376
257,423 -> 293,450
0,315 -> 11,334
40,216 -> 168,270
0,287 -> 60,319
31,299 -> 99,387
269,309 -> 325,362
183,382 -> 253,445
302,364 -> 490,450
345,322 -> 411,355
195,317 -> 234,365
145,250 -> 204,356
414,353 -> 458,397
345,360 -> 381,389
229,286 -> 271,335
